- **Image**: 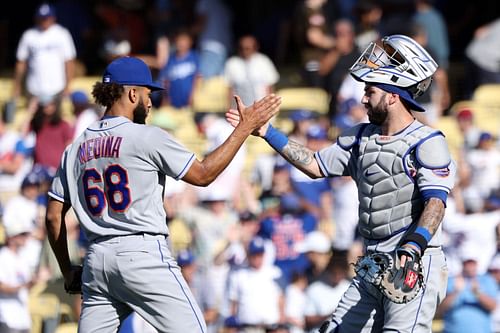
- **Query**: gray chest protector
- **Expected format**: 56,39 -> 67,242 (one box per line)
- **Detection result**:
338,123 -> 442,239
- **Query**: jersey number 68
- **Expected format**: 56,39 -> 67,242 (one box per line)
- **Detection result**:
82,164 -> 131,215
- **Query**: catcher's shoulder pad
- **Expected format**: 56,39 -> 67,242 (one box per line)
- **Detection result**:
336,123 -> 370,150
415,132 -> 451,169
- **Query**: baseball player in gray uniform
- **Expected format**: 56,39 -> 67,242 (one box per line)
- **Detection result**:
226,35 -> 456,332
44,56 -> 281,333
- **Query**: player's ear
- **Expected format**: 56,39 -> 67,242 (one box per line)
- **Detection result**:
388,93 -> 398,107
125,87 -> 139,104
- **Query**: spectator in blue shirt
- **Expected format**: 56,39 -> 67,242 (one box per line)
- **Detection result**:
439,252 -> 497,333
157,29 -> 201,109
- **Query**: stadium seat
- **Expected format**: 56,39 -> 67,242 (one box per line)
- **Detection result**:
472,84 -> 500,105
434,116 -> 462,160
192,76 -> 229,113
0,78 -> 13,104
29,292 -> 61,333
431,319 -> 443,333
55,322 -> 78,333
275,87 -> 330,114
69,76 -> 101,96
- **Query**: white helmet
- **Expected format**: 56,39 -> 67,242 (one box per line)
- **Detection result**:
349,34 -> 438,98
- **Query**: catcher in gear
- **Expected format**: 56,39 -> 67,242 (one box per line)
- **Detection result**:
225,34 -> 456,333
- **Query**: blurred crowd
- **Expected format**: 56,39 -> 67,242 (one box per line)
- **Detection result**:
0,1 -> 500,333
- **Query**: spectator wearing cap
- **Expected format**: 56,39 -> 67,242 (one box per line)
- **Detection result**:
70,90 -> 102,140
30,164 -> 54,208
455,108 -> 481,153
227,236 -> 284,332
288,109 -> 314,145
12,2 -> 77,115
0,213 -> 38,333
294,231 -> 332,284
334,97 -> 368,132
215,210 -> 275,270
439,250 -> 497,333
2,171 -> 43,272
222,315 -> 240,333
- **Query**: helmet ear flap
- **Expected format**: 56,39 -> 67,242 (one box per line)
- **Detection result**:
408,76 -> 433,98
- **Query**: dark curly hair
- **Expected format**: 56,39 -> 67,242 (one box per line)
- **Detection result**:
91,82 -> 125,109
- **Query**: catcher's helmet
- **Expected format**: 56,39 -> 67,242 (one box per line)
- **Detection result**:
349,34 -> 437,98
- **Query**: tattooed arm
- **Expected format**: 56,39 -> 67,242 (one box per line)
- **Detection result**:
280,139 -> 324,179
417,198 -> 445,237
400,197 -> 445,263
225,107 -> 324,179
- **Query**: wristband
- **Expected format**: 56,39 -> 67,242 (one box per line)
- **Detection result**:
264,124 -> 288,152
403,227 -> 431,252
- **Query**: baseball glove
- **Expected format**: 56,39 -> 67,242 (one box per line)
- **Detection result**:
354,248 -> 424,304
64,265 -> 83,294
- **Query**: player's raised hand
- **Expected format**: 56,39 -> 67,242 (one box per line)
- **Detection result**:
226,94 -> 281,136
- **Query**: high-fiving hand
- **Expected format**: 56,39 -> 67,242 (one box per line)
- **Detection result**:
226,94 -> 281,136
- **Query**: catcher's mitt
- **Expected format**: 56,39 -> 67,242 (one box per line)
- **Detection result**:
64,265 -> 83,294
354,248 -> 424,304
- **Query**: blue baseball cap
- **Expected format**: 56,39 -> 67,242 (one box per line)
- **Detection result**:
21,172 -> 40,189
479,132 -> 493,142
248,237 -> 266,255
273,156 -> 290,171
339,98 -> 360,115
36,3 -> 56,18
70,90 -> 89,104
103,57 -> 164,91
306,124 -> 328,140
224,316 -> 240,328
372,83 -> 425,112
177,249 -> 195,266
290,109 -> 313,122
31,164 -> 54,183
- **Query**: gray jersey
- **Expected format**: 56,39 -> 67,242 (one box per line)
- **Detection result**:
315,120 -> 456,252
48,116 -> 195,242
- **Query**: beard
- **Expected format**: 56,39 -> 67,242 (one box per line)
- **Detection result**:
367,97 -> 389,126
133,98 -> 148,124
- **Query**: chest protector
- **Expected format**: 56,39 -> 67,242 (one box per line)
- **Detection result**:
338,123 -> 441,239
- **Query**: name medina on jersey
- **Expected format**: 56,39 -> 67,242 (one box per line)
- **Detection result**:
78,136 -> 123,163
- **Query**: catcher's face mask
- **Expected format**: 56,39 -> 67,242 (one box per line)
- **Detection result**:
350,34 -> 437,99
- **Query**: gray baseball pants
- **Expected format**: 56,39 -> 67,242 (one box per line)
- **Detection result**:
78,234 -> 206,333
328,247 -> 447,333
